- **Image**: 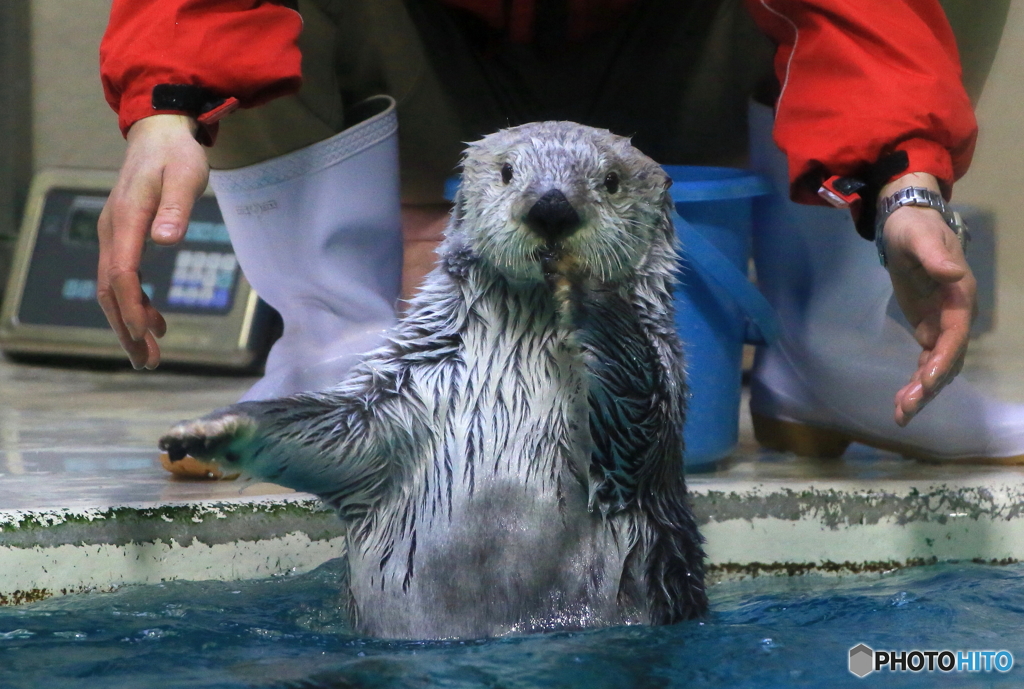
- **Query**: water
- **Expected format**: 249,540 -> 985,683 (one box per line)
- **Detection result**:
1,560 -> 1022,688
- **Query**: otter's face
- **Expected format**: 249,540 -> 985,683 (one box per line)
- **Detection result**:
453,122 -> 674,284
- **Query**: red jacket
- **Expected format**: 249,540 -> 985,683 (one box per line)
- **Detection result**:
99,0 -> 977,202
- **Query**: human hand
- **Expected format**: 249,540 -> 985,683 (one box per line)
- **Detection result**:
97,114 -> 209,369
880,173 -> 977,427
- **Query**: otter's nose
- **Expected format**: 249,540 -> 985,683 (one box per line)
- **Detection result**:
525,189 -> 581,243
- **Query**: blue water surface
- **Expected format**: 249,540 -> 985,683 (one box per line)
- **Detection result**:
1,560 -> 1022,688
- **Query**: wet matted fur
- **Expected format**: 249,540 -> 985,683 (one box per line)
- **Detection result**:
161,121 -> 708,639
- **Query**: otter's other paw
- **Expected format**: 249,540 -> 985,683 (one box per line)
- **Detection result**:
159,412 -> 257,466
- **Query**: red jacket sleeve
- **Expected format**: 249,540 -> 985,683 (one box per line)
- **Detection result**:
744,0 -> 978,203
100,0 -> 304,140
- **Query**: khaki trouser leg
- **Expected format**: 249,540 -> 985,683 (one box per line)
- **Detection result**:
207,0 -> 343,170
210,0 -> 466,205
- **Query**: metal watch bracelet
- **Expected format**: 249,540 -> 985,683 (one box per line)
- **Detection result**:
875,186 -> 969,267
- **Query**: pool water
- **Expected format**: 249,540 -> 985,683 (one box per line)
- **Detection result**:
1,560 -> 1022,688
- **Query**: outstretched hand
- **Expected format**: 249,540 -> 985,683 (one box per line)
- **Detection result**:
96,114 -> 209,369
881,173 -> 977,427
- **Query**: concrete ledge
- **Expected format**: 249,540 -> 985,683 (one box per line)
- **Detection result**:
4,459 -> 1024,604
0,495 -> 346,605
691,467 -> 1024,582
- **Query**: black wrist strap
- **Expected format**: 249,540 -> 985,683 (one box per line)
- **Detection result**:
152,84 -> 227,117
848,151 -> 911,241
805,150 -> 911,241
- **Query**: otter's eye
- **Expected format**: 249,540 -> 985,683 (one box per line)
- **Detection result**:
501,162 -> 514,184
604,171 -> 620,194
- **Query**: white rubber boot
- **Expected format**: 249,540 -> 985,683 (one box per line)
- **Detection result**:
210,96 -> 402,402
748,101 -> 1024,463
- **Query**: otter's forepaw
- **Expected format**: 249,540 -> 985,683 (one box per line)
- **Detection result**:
159,413 -> 257,465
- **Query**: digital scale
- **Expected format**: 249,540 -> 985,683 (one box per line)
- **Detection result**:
0,169 -> 277,369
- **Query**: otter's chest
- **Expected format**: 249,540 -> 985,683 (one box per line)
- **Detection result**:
345,297 -> 641,637
443,303 -> 589,480
410,300 -> 594,518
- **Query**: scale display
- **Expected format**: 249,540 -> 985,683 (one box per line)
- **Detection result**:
18,189 -> 239,327
0,169 -> 273,368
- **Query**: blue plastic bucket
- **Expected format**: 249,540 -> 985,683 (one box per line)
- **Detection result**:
666,166 -> 773,470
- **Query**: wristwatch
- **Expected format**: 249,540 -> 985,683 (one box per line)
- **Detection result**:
875,187 -> 969,267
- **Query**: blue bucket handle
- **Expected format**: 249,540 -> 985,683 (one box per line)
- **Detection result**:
671,210 -> 780,346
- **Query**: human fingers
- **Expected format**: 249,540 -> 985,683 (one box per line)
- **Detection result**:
97,115 -> 204,368
894,379 -> 922,427
141,288 -> 167,340
884,202 -> 976,424
892,282 -> 971,426
150,143 -> 210,245
105,181 -> 160,345
97,197 -> 157,369
895,346 -> 966,427
891,281 -> 972,426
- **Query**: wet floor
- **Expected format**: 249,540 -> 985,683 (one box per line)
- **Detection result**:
0,358 -> 293,510
2,331 -> 1024,511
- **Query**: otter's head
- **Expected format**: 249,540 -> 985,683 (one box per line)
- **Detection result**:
450,121 -> 675,285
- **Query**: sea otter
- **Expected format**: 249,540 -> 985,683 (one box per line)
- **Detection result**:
160,121 -> 707,639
